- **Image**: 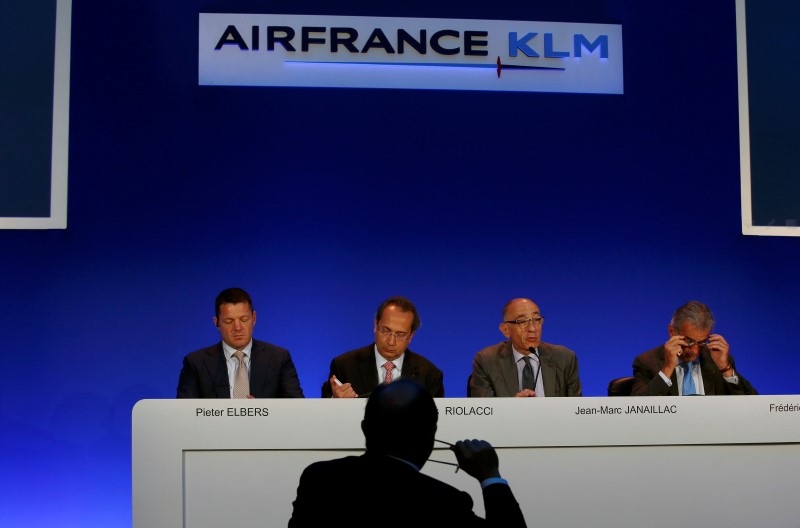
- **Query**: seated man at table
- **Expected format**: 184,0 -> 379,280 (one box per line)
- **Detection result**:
176,287 -> 304,398
322,296 -> 444,398
289,378 -> 527,527
631,300 -> 757,396
470,297 -> 581,397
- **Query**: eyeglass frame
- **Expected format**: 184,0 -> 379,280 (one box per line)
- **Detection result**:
681,336 -> 710,348
429,438 -> 459,473
376,326 -> 412,342
502,316 -> 544,329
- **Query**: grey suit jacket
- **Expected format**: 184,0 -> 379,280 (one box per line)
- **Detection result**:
469,340 -> 582,397
631,345 -> 757,396
176,339 -> 304,398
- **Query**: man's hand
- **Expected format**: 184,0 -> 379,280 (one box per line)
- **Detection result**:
708,334 -> 732,373
662,335 -> 686,377
451,439 -> 501,482
514,389 -> 536,397
330,376 -> 358,398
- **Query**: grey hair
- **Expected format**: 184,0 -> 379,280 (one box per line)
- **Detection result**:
670,301 -> 715,330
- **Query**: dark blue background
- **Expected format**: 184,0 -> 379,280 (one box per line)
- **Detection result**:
2,1 -> 798,526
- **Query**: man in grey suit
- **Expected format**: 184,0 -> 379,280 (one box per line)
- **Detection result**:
469,298 -> 582,397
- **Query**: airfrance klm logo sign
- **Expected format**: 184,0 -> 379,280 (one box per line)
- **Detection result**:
199,14 -> 623,94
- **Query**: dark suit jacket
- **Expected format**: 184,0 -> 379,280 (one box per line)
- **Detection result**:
470,340 -> 582,397
288,453 -> 526,528
631,345 -> 757,396
176,339 -> 304,398
321,344 -> 444,398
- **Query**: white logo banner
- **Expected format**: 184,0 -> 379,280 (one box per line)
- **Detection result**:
199,13 -> 623,94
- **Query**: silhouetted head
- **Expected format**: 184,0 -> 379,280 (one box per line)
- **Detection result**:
361,378 -> 438,468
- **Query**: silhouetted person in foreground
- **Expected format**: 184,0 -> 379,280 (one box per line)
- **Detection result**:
288,378 -> 526,527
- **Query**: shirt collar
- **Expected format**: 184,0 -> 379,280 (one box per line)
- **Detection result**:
222,339 -> 253,360
373,344 -> 405,371
512,346 -> 538,363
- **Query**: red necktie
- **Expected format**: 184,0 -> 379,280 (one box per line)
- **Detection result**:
383,361 -> 395,384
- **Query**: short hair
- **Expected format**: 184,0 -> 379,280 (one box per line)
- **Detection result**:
502,298 -> 536,320
215,287 -> 254,318
375,296 -> 421,333
670,301 -> 715,331
362,378 -> 438,458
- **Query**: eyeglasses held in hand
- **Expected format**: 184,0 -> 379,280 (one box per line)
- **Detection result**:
681,337 -> 710,348
428,438 -> 459,473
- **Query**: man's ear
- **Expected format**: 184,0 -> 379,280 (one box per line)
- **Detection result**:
499,322 -> 510,338
213,317 -> 219,328
667,324 -> 677,337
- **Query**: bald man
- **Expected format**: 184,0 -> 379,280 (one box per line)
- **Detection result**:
469,298 -> 582,397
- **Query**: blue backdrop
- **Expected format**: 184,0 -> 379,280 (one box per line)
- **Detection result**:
2,1 -> 798,526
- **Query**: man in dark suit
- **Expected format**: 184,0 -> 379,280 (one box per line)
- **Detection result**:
470,298 -> 581,397
176,287 -> 304,398
289,378 -> 527,528
631,300 -> 756,396
322,296 -> 444,398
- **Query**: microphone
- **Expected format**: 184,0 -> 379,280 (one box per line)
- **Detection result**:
527,347 -> 539,359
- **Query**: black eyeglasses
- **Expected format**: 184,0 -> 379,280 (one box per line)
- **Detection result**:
682,337 -> 710,348
503,316 -> 544,329
427,439 -> 459,473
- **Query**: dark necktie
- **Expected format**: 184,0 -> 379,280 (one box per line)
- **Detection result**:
522,356 -> 535,391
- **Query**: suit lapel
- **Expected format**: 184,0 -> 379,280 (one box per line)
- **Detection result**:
356,346 -> 380,395
538,345 -> 558,397
248,341 -> 265,397
699,351 -> 717,395
208,343 -> 231,398
500,342 -> 520,395
400,352 -> 416,381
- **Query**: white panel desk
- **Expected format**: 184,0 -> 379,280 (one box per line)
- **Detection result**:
133,396 -> 800,528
